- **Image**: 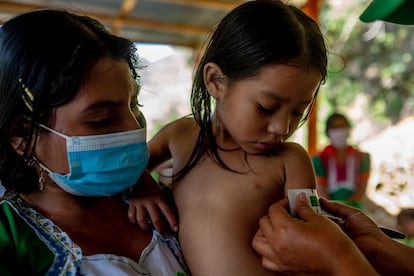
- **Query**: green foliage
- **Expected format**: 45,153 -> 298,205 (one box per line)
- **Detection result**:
148,111 -> 181,139
318,0 -> 414,124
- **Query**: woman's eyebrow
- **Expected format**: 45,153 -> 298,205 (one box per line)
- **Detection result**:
81,100 -> 122,113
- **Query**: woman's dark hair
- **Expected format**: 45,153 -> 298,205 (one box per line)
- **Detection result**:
325,113 -> 351,136
0,9 -> 141,194
176,0 -> 328,179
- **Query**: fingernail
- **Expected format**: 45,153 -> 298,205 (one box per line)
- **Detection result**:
298,192 -> 307,202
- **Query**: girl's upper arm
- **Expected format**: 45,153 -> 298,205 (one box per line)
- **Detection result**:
147,122 -> 175,171
282,142 -> 316,192
147,116 -> 194,172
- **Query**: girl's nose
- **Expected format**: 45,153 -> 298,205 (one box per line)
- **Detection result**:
267,114 -> 290,135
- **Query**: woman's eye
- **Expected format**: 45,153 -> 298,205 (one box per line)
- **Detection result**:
89,118 -> 112,127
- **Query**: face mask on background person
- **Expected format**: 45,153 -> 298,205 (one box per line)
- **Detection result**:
37,124 -> 149,196
328,127 -> 349,150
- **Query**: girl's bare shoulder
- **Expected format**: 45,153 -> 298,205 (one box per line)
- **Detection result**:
153,115 -> 196,137
267,141 -> 310,159
161,116 -> 199,139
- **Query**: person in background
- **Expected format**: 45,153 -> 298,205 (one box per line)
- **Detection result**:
0,9 -> 188,275
252,0 -> 414,275
312,113 -> 371,209
397,208 -> 414,247
128,0 -> 327,274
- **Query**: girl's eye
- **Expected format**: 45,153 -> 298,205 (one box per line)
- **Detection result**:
293,111 -> 305,118
257,104 -> 274,115
296,105 -> 312,119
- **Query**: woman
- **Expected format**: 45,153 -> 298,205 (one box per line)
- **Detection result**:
0,9 -> 188,275
312,113 -> 371,209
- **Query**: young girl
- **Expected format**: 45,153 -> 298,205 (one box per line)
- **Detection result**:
130,0 -> 327,274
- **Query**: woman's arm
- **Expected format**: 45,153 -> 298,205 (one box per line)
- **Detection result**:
321,198 -> 414,275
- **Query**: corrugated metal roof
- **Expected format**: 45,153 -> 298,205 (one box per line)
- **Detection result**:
0,0 -> 249,48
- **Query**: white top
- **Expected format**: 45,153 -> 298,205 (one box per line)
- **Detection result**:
82,231 -> 188,275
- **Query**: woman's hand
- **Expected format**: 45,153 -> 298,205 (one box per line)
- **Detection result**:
252,194 -> 378,275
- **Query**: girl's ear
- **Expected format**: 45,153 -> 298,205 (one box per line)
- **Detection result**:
203,62 -> 227,98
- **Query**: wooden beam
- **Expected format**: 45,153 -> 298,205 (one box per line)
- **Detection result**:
150,0 -> 239,10
112,0 -> 138,35
0,2 -> 211,37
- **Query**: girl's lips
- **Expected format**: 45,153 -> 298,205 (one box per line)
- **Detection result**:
255,142 -> 280,151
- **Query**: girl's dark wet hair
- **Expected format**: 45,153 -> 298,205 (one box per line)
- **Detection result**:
0,10 -> 141,194
177,0 -> 328,179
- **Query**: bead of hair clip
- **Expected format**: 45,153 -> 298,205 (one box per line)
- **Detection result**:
19,78 -> 34,112
24,157 -> 36,168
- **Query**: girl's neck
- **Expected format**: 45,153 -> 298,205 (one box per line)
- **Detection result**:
212,112 -> 240,151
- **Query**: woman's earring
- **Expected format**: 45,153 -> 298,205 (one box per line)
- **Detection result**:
38,168 -> 45,191
24,157 -> 36,168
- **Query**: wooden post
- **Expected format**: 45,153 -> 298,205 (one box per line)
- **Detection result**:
302,0 -> 321,155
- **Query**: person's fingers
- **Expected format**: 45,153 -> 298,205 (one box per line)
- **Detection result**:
261,257 -> 280,272
258,215 -> 275,233
262,200 -> 298,237
252,230 -> 282,273
127,204 -> 137,223
252,230 -> 275,258
251,229 -> 266,252
146,205 -> 168,233
294,192 -> 320,221
133,205 -> 152,231
267,199 -> 291,224
158,202 -> 179,232
276,198 -> 290,210
320,197 -> 359,219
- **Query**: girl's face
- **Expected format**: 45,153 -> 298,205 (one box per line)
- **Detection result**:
35,56 -> 141,175
213,63 -> 321,154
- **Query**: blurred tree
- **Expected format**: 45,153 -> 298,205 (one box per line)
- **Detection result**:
318,0 -> 414,124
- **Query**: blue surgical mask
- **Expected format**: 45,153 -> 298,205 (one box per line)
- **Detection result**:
38,124 -> 149,196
